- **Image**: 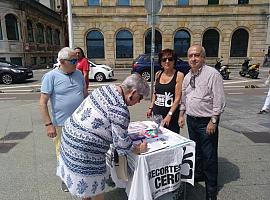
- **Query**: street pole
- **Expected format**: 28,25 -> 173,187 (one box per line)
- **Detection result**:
67,0 -> 74,48
150,0 -> 155,101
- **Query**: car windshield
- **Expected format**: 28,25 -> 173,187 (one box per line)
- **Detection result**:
0,61 -> 20,68
88,60 -> 97,67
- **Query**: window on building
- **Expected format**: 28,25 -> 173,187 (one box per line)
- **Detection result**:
10,57 -> 22,66
46,26 -> 53,45
88,0 -> 100,6
5,14 -> 19,40
145,29 -> 162,54
202,29 -> 219,57
36,23 -> 45,43
31,57 -> 37,65
0,57 -> 6,61
48,56 -> 54,63
40,57 -> 47,64
53,29 -> 60,45
27,20 -> 34,42
86,30 -> 104,59
117,0 -> 130,6
208,0 -> 219,5
0,20 -> 3,40
178,0 -> 189,5
116,30 -> 133,58
174,30 -> 190,57
238,0 -> 249,4
230,29 -> 249,57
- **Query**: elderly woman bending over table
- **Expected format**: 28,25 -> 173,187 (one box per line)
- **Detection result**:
57,73 -> 149,200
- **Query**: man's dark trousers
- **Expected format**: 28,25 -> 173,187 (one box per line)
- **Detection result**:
186,115 -> 218,197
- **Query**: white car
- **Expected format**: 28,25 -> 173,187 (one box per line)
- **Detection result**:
53,60 -> 114,82
88,60 -> 114,82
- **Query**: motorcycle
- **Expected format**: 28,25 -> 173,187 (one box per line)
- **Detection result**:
214,58 -> 230,80
239,58 -> 260,79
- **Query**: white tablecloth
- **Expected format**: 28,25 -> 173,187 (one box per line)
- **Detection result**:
108,121 -> 195,200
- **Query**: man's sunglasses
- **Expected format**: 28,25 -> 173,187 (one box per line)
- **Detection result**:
190,75 -> 196,88
161,57 -> 174,62
65,58 -> 77,65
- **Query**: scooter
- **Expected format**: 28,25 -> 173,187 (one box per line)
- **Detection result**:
214,58 -> 230,80
239,58 -> 260,79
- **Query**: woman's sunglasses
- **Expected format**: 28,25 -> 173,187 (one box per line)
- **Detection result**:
161,57 -> 174,62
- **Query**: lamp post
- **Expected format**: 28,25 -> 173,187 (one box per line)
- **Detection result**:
67,0 -> 73,48
145,0 -> 162,100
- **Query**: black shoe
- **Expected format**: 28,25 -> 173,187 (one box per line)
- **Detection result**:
206,192 -> 217,200
61,181 -> 69,192
194,173 -> 204,182
258,110 -> 268,114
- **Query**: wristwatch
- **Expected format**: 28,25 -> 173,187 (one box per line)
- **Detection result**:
211,117 -> 217,124
168,111 -> 173,116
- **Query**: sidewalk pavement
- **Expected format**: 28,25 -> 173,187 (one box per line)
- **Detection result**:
0,99 -> 269,200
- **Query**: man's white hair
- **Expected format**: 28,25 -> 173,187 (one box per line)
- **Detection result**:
57,47 -> 75,61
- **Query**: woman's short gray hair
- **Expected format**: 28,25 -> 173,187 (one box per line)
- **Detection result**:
57,47 -> 75,61
121,73 -> 150,97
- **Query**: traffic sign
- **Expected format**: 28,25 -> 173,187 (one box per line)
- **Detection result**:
145,0 -> 162,14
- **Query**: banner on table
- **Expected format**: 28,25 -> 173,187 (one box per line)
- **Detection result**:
145,144 -> 195,199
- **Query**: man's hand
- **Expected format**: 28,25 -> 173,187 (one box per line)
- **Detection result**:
206,121 -> 216,135
46,125 -> 57,138
178,116 -> 185,128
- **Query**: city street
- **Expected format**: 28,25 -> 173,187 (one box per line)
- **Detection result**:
0,67 -> 269,200
0,67 -> 270,135
0,67 -> 269,134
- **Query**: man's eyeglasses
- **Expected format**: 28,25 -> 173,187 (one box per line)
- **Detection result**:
161,57 -> 174,62
65,58 -> 77,65
190,75 -> 196,88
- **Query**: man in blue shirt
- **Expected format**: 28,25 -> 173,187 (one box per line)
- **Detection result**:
40,47 -> 88,191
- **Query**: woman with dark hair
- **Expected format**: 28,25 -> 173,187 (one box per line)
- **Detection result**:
146,48 -> 184,134
75,47 -> 90,90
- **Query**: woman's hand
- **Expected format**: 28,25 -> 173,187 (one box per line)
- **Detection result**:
139,140 -> 148,153
132,140 -> 148,154
146,107 -> 153,118
163,114 -> 171,127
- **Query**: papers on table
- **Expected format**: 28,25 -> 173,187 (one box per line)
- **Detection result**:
128,121 -> 193,155
140,140 -> 169,155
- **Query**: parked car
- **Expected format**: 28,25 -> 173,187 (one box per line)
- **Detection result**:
131,54 -> 190,81
53,60 -> 114,82
88,60 -> 114,82
0,60 -> 33,85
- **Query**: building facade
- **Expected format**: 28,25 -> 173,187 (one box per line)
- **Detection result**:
71,0 -> 270,68
0,0 -> 67,68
